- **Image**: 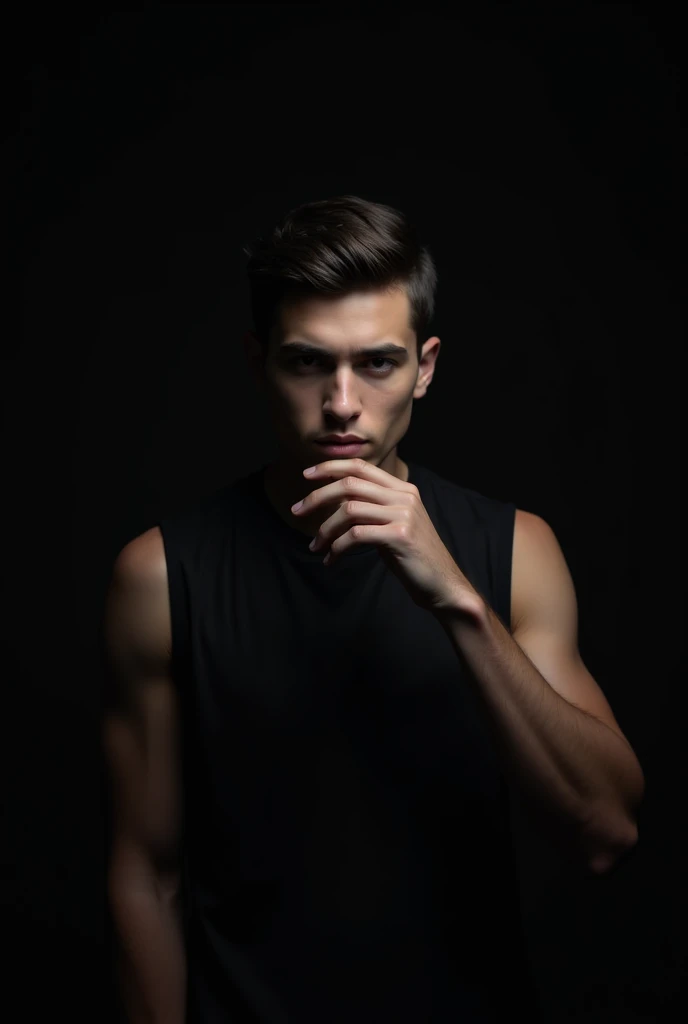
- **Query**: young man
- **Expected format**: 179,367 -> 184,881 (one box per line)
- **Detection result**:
103,195 -> 644,1023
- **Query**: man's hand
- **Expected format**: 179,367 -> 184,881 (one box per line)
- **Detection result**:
291,458 -> 482,615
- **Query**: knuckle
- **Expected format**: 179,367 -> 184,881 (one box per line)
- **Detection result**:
346,499 -> 358,515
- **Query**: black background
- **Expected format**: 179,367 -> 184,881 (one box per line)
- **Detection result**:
5,3 -> 684,1021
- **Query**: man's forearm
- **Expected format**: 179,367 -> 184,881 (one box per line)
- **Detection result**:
435,597 -> 643,871
110,879 -> 186,1024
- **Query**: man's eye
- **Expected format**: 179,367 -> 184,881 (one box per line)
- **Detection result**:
289,355 -> 396,374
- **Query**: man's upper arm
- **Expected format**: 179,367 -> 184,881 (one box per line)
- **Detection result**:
509,509 -> 626,743
102,527 -> 183,880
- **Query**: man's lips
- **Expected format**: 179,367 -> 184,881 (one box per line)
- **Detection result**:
315,439 -> 368,454
315,440 -> 367,447
316,436 -> 366,444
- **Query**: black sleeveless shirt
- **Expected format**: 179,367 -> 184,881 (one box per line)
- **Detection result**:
159,460 -> 543,1023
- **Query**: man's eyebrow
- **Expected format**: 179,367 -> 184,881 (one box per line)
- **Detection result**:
279,341 -> 410,359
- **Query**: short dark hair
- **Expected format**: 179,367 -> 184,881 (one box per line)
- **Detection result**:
243,195 -> 437,360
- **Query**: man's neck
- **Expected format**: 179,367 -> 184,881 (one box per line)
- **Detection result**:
263,452 -> 408,538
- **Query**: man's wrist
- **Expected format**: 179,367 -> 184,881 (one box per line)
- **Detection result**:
431,579 -> 487,624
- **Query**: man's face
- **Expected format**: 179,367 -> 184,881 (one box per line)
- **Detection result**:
245,286 -> 440,471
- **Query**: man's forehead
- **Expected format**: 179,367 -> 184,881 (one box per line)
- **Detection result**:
279,287 -> 413,344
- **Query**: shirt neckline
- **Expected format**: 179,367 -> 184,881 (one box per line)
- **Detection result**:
247,459 -> 419,562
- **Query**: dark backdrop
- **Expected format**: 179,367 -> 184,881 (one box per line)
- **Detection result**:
5,4 -> 684,1021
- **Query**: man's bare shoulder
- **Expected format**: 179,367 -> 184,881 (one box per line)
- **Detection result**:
114,526 -> 168,585
107,527 -> 171,674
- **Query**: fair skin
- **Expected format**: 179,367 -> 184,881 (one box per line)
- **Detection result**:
241,286 -> 441,540
104,282 -> 642,1019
